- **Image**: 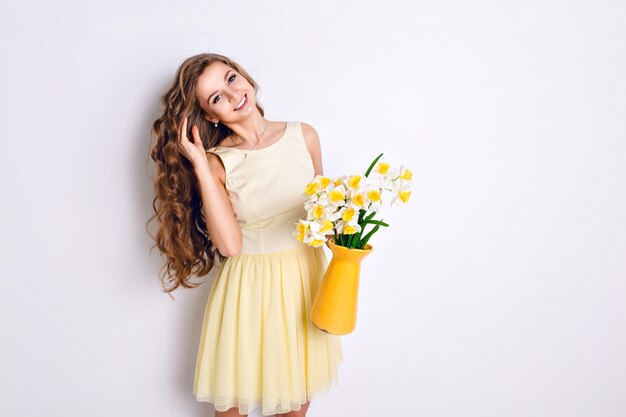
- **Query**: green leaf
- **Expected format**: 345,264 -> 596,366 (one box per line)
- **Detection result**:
363,211 -> 377,221
361,219 -> 389,227
360,224 -> 380,247
364,153 -> 384,178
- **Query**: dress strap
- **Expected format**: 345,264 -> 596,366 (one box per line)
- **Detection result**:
205,147 -> 233,179
293,121 -> 309,151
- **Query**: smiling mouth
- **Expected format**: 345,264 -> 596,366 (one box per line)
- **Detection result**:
234,93 -> 247,111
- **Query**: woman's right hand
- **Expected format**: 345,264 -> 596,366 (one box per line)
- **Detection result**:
178,115 -> 209,169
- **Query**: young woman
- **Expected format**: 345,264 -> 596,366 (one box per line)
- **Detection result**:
149,52 -> 343,416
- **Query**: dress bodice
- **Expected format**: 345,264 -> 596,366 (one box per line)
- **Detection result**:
206,121 -> 315,254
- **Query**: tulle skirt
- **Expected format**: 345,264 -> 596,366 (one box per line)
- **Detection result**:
193,244 -> 344,416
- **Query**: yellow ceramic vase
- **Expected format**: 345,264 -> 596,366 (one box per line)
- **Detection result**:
310,237 -> 373,335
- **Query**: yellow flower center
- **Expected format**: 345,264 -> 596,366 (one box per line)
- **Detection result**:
329,188 -> 345,203
399,190 -> 411,203
400,168 -> 412,181
310,239 -> 324,247
320,219 -> 334,233
320,176 -> 332,188
376,162 -> 390,175
367,189 -> 381,202
296,223 -> 309,234
305,181 -> 319,195
347,175 -> 362,189
343,225 -> 357,235
342,208 -> 355,222
312,204 -> 325,219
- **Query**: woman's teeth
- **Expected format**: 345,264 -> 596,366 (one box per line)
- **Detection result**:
234,94 -> 247,111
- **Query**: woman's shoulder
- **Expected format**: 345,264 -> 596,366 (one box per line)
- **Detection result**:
298,121 -> 320,148
203,151 -> 227,185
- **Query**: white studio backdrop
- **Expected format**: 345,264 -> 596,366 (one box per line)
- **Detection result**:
1,1 -> 625,416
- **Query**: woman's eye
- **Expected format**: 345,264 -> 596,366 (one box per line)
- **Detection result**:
213,74 -> 237,104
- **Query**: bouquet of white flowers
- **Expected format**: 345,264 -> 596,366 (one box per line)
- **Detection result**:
293,153 -> 413,249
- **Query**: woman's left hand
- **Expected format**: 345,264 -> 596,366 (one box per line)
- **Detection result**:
178,115 -> 208,169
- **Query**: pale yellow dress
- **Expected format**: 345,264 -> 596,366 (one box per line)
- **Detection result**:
193,121 -> 344,416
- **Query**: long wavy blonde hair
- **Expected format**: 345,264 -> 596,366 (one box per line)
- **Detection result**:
147,52 -> 265,294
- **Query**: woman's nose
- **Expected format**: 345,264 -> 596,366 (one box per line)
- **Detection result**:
225,89 -> 237,101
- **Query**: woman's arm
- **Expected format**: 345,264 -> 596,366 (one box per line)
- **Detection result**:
195,154 -> 242,257
178,117 -> 241,257
301,122 -> 324,176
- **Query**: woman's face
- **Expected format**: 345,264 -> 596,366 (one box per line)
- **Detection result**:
195,61 -> 256,124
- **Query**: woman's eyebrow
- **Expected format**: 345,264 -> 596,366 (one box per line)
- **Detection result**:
208,69 -> 233,103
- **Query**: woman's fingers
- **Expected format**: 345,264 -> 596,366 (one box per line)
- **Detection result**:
179,116 -> 188,144
191,125 -> 202,146
177,117 -> 206,165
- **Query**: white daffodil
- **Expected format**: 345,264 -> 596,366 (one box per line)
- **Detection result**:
292,219 -> 310,243
369,159 -> 399,187
310,218 -> 335,236
327,183 -> 348,208
303,180 -> 321,197
337,206 -> 358,223
328,206 -> 344,222
314,191 -> 332,207
304,197 -> 321,211
390,181 -> 412,206
335,219 -> 362,235
397,164 -> 413,183
302,223 -> 328,247
306,202 -> 334,221
303,175 -> 333,198
344,174 -> 363,190
364,185 -> 383,212
295,219 -> 310,234
316,175 -> 334,191
346,187 -> 369,211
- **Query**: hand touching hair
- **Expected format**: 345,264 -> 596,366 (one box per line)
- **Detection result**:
146,52 -> 265,294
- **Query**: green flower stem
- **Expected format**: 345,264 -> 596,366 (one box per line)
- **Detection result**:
353,227 -> 367,249
341,208 -> 366,248
354,210 -> 377,248
360,223 -> 381,247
